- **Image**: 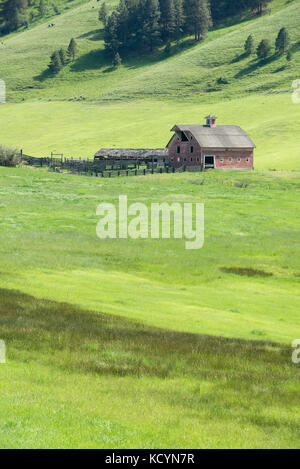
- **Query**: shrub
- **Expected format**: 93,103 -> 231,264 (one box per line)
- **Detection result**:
217,77 -> 229,85
0,145 -> 19,167
234,180 -> 250,188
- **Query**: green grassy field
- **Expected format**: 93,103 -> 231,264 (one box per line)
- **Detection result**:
0,0 -> 299,449
0,166 -> 299,448
1,94 -> 300,169
1,166 -> 299,344
1,288 -> 299,449
0,0 -> 299,168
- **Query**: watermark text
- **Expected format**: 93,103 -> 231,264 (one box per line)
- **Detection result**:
96,196 -> 204,250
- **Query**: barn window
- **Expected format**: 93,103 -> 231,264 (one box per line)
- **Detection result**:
196,157 -> 200,162
237,158 -> 241,163
190,135 -> 193,140
220,158 -> 224,163
184,157 -> 187,162
190,157 -> 193,162
180,132 -> 188,142
171,157 -> 174,162
177,157 -> 180,162
190,146 -> 194,154
176,146 -> 181,154
246,157 -> 249,162
229,157 -> 233,162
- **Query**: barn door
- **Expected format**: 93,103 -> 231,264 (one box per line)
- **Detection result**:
205,156 -> 215,169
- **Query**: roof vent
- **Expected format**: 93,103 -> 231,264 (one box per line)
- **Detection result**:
205,115 -> 217,128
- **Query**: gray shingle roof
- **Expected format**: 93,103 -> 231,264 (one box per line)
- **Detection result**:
170,125 -> 256,149
94,148 -> 168,159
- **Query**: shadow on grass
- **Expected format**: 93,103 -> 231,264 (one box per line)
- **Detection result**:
234,54 -> 279,78
0,288 -> 295,384
70,49 -> 108,72
69,38 -> 199,74
34,68 -> 53,82
77,28 -> 104,42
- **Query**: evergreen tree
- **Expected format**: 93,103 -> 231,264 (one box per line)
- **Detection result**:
116,0 -> 129,47
112,51 -> 122,67
99,2 -> 108,26
48,50 -> 62,74
104,11 -> 121,54
249,0 -> 272,16
59,48 -> 68,66
38,0 -> 46,16
142,0 -> 161,51
67,38 -> 78,61
187,0 -> 212,41
256,39 -> 271,59
164,40 -> 171,55
244,34 -> 254,55
174,0 -> 184,43
0,0 -> 28,32
159,0 -> 175,41
275,27 -> 289,55
286,50 -> 292,63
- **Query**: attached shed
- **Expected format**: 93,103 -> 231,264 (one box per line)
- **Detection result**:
94,148 -> 168,170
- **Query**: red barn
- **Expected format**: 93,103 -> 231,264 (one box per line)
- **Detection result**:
167,115 -> 255,171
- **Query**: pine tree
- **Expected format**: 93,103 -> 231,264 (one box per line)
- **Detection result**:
256,39 -> 271,60
38,0 -> 46,16
67,38 -> 78,61
48,50 -> 62,74
142,0 -> 161,51
99,2 -> 108,26
174,0 -> 184,43
187,0 -> 212,41
164,40 -> 171,55
104,11 -> 121,54
159,0 -> 176,41
112,52 -> 122,67
251,0 -> 272,16
117,0 -> 129,47
59,48 -> 68,66
286,50 -> 292,63
244,34 -> 254,56
275,27 -> 289,55
0,0 -> 28,32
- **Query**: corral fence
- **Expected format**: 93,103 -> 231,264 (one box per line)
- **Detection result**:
19,151 -> 192,177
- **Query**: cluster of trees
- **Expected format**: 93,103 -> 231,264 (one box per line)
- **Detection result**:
0,0 -> 28,33
210,0 -> 272,22
0,0 -> 60,34
48,38 -> 78,74
244,28 -> 291,61
102,0 -> 212,59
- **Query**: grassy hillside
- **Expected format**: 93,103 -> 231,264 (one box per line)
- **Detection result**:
1,0 -> 299,102
1,94 -> 300,169
0,0 -> 299,169
0,166 -> 299,448
0,167 -> 299,344
0,288 -> 299,448
0,0 -> 299,450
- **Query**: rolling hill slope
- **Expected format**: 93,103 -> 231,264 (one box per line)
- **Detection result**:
1,0 -> 299,101
0,0 -> 299,166
0,1 -> 300,448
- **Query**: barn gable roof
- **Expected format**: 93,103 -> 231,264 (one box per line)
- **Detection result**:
169,125 -> 256,149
